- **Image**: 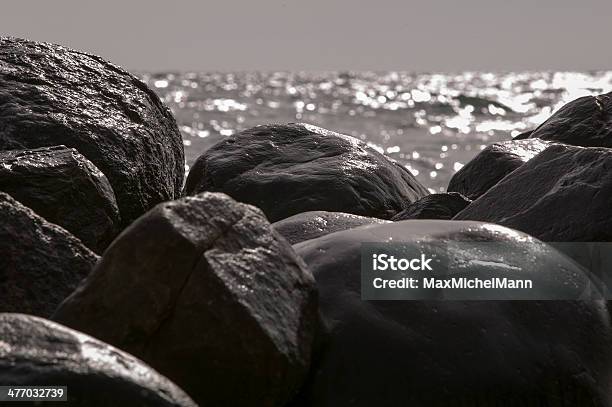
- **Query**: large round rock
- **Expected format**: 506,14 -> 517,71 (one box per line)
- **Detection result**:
455,144 -> 612,242
391,192 -> 471,220
0,146 -> 120,252
527,92 -> 612,147
184,123 -> 429,221
293,220 -> 612,406
447,138 -> 551,199
0,37 -> 184,226
0,192 -> 97,317
0,313 -> 196,407
272,211 -> 389,245
54,192 -> 318,407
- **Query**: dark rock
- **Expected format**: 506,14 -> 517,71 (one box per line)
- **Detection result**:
0,146 -> 120,252
0,313 -> 196,407
391,192 -> 471,220
546,242 -> 612,294
293,220 -> 612,406
272,211 -> 389,244
54,192 -> 318,407
0,37 -> 184,226
0,192 -> 97,317
447,138 -> 551,199
455,144 -> 612,242
527,92 -> 612,147
184,123 -> 429,222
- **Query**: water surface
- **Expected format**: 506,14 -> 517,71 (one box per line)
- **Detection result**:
141,71 -> 612,191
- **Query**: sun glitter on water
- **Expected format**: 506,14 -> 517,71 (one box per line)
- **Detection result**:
140,71 -> 612,192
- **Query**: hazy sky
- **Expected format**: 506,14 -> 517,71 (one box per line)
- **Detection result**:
1,0 -> 610,72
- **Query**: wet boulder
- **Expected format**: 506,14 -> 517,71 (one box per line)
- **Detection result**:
0,313 -> 196,407
293,220 -> 612,406
0,192 -> 97,317
455,144 -> 612,242
0,146 -> 120,252
447,138 -> 551,199
272,211 -> 389,244
527,92 -> 612,147
184,123 -> 429,222
0,37 -> 184,226
391,192 -> 471,221
54,192 -> 318,407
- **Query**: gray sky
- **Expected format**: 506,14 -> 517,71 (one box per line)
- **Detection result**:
1,0 -> 610,72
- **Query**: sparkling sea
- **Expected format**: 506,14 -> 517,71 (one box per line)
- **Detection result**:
141,71 -> 612,192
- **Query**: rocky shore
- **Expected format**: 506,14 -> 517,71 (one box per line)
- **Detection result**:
2,36 -> 612,406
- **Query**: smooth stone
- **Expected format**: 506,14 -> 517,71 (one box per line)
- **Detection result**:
0,313 -> 196,407
391,192 -> 471,221
455,144 -> 612,242
0,146 -> 120,252
184,123 -> 429,222
527,92 -> 612,147
54,192 -> 318,407
546,242 -> 612,294
0,37 -> 184,226
0,192 -> 97,317
447,138 -> 551,200
272,211 -> 389,244
292,220 -> 612,406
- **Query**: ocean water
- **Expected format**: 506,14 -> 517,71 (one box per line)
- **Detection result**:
141,71 -> 612,192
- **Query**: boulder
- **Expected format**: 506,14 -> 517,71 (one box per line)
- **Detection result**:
0,37 -> 184,226
391,192 -> 471,221
455,144 -> 612,242
0,192 -> 97,317
54,192 -> 318,407
447,138 -> 551,199
527,92 -> 612,147
184,123 -> 429,222
546,242 -> 612,294
0,146 -> 120,252
0,313 -> 196,407
292,220 -> 612,406
272,211 -> 389,244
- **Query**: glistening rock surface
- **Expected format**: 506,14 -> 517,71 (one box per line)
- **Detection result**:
0,146 -> 120,252
455,144 -> 612,242
293,220 -> 612,406
0,192 -> 97,316
272,211 -> 389,244
184,123 -> 429,221
391,192 -> 471,221
0,313 -> 197,407
54,192 -> 318,407
527,92 -> 612,147
447,138 -> 551,199
513,129 -> 534,140
0,37 -> 184,226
